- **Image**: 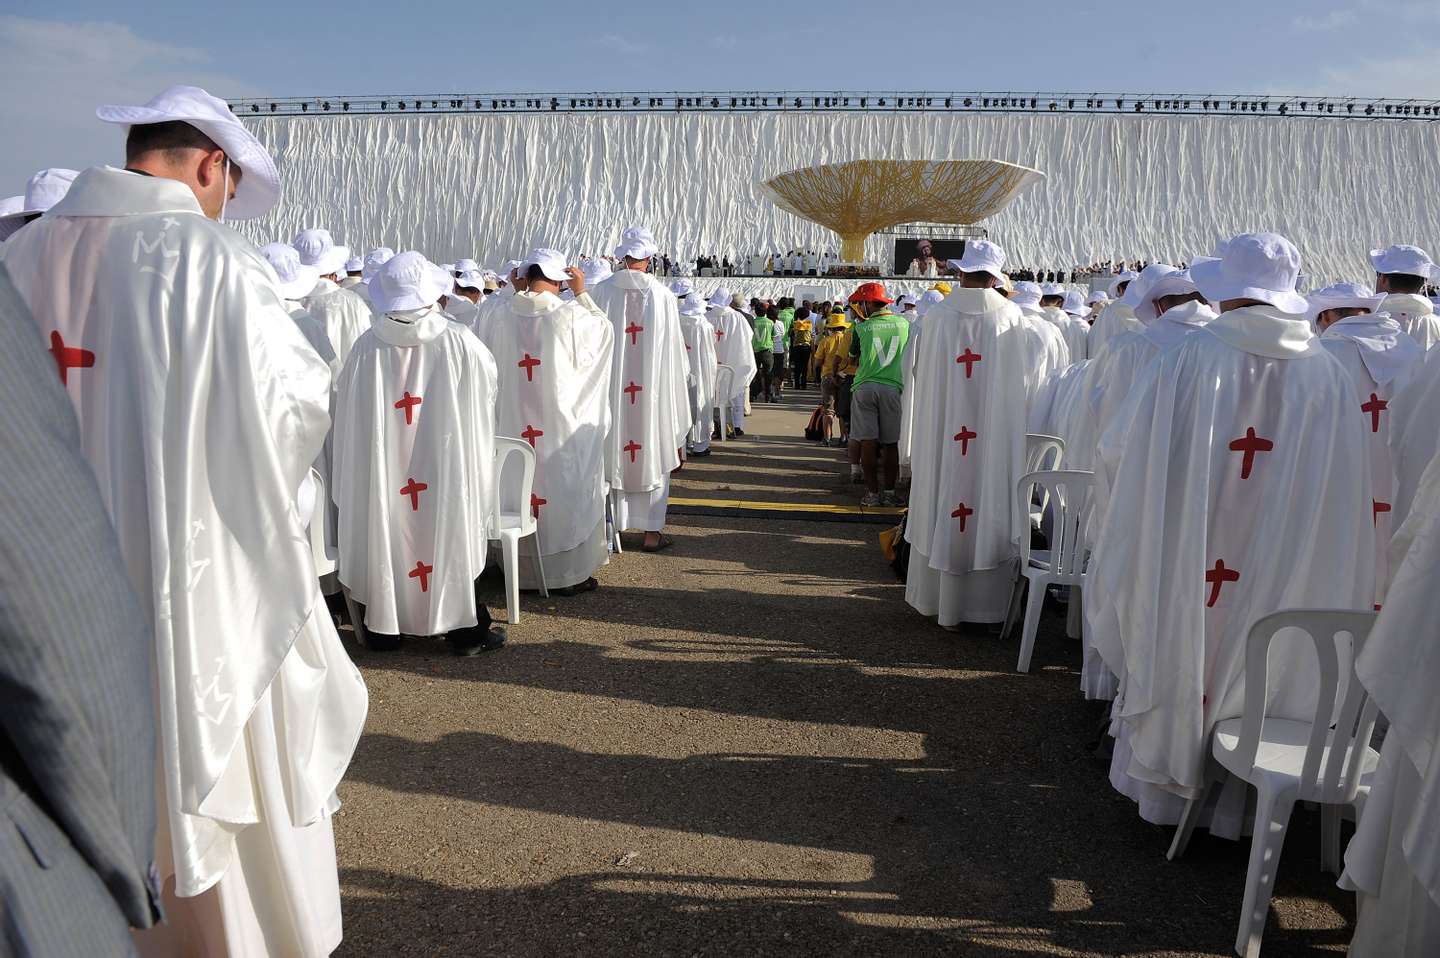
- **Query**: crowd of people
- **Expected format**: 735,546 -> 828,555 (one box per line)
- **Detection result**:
2,81 -> 1440,958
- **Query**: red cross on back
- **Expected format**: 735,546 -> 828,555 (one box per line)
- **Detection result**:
49,331 -> 95,386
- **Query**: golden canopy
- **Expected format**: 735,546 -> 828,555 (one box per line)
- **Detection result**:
759,159 -> 1046,263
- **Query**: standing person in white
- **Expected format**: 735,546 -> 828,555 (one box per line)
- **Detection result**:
477,249 -> 614,594
332,252 -> 505,655
904,240 -> 1029,628
706,287 -> 757,436
1,85 -> 367,957
1311,282 -> 1424,606
678,292 -> 718,457
295,227 -> 372,368
1087,270 -> 1141,356
1086,233 -> 1371,834
1371,244 -> 1440,350
589,227 -> 691,552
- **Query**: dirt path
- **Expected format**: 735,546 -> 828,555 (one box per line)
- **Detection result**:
333,392 -> 1352,957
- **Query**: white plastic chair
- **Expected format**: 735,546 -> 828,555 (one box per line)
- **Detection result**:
714,364 -> 735,440
492,437 -> 548,624
1025,433 -> 1065,474
305,467 -> 342,597
1166,609 -> 1380,958
1001,470 -> 1096,673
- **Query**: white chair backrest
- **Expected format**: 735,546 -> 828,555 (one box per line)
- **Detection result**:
715,364 -> 735,404
1016,470 -> 1095,577
1025,433 -> 1065,474
493,436 -> 538,538
1238,609 -> 1380,804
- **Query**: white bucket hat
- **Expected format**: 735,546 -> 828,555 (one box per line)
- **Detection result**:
292,228 -> 350,276
0,168 -> 80,240
362,247 -> 395,283
1305,281 -> 1385,328
1061,290 -> 1091,318
1011,281 -> 1043,309
1369,244 -> 1435,280
680,293 -> 706,316
97,85 -> 279,220
258,242 -> 321,301
1109,270 -> 1138,297
1085,290 -> 1110,307
1039,282 -> 1065,298
1189,232 -> 1308,314
582,258 -> 613,287
1125,265 -> 1202,323
369,251 -> 452,313
522,248 -> 571,284
950,239 -> 1007,282
670,278 -> 695,296
707,286 -> 733,308
344,254 -> 364,274
614,226 -> 659,261
455,268 -> 485,291
896,294 -> 917,309
454,258 -> 481,275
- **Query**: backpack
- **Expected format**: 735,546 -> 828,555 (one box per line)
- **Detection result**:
804,404 -> 825,441
793,318 -> 814,346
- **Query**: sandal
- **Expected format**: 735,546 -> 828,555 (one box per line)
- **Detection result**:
641,535 -> 674,553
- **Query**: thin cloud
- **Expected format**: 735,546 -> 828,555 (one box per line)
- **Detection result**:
1292,9 -> 1357,31
0,15 -> 262,190
596,33 -> 650,56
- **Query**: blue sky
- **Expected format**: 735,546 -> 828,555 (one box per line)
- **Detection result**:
3,1 -> 1439,190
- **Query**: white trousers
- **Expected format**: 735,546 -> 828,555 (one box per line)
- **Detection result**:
617,474 -> 671,533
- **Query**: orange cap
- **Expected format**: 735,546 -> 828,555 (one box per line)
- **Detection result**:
848,281 -> 893,305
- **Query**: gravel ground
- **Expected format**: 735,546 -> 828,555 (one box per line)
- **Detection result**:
332,395 -> 1353,957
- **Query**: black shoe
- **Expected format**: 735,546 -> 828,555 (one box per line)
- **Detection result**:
733,428 -> 745,436
552,576 -> 599,597
711,429 -> 722,440
359,630 -> 403,652
449,626 -> 506,656
689,448 -> 712,457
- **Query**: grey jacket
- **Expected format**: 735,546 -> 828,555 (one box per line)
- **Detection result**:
0,263 -> 159,955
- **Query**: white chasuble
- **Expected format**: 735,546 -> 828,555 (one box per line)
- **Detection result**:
1320,314 -> 1423,606
479,290 -> 613,585
708,304 -> 759,404
1086,305 -> 1371,829
1088,299 -> 1144,357
1378,291 -> 1440,351
1340,448 -> 1440,957
904,287 -> 1029,626
2,166 -> 367,956
333,309 -> 497,636
589,269 -> 691,505
1391,348 -> 1440,529
679,310 -> 718,445
305,276 -> 373,369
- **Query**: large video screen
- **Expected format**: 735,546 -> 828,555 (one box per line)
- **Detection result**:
892,238 -> 969,276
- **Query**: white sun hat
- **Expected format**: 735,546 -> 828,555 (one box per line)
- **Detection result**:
454,258 -> 481,275
344,254 -> 364,273
1109,270 -> 1138,297
949,239 -> 1007,282
613,226 -> 659,261
670,277 -> 695,295
1039,282 -> 1065,298
1369,244 -> 1435,280
896,294 -> 917,309
369,251 -> 452,313
680,293 -> 706,316
362,247 -> 395,283
0,168 -> 80,240
1189,232 -> 1308,314
292,228 -> 350,275
1121,263 -> 1180,309
707,286 -> 733,308
1061,290 -> 1091,318
582,258 -> 613,287
97,85 -> 279,220
522,248 -> 570,283
1086,290 -> 1111,307
455,268 -> 485,291
1128,265 -> 1202,323
258,242 -> 321,301
1305,281 -> 1385,327
1011,281 -> 1043,309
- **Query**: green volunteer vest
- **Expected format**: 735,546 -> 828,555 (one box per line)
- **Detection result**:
751,317 -> 774,352
851,310 -> 910,391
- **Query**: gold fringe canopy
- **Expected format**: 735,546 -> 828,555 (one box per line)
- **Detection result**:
758,159 -> 1046,263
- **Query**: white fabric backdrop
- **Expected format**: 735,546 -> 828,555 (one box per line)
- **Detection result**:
236,111 -> 1440,284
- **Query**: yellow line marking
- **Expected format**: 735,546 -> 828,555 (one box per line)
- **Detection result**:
670,496 -> 904,516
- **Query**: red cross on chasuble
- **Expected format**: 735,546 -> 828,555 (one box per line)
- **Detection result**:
49,331 -> 95,386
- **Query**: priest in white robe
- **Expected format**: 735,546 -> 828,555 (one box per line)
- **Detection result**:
905,240 -> 1028,628
2,84 -> 367,957
1087,270 -> 1141,355
1086,233 -> 1371,833
333,252 -> 503,653
589,227 -> 691,552
1312,282 -> 1424,606
0,167 -> 79,241
1039,282 -> 1087,363
1340,446 -> 1440,956
706,286 -> 757,436
444,262 -> 484,330
1371,244 -> 1440,349
295,228 -> 372,367
258,242 -> 338,377
1059,290 -> 1092,359
1008,280 -> 1070,398
678,292 -> 717,457
339,254 -> 365,293
478,249 -> 613,594
1391,347 -> 1440,529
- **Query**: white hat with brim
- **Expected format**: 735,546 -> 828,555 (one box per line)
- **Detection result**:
455,269 -> 485,291
1061,290 -> 1091,318
0,169 -> 80,240
369,251 -> 452,313
707,287 -> 733,308
258,242 -> 322,300
1085,290 -> 1110,307
344,255 -> 364,273
680,293 -> 706,317
293,228 -> 350,275
1109,271 -> 1138,297
1121,263 -> 1181,309
1305,282 -> 1385,328
1011,281 -> 1043,309
1189,232 -> 1308,314
1369,245 -> 1436,280
1128,266 -> 1202,323
614,226 -> 659,261
1040,282 -> 1065,298
582,259 -> 613,286
362,247 -> 395,283
949,239 -> 1007,281
454,258 -> 481,275
97,85 -> 279,220
522,248 -> 570,284
670,278 -> 695,295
